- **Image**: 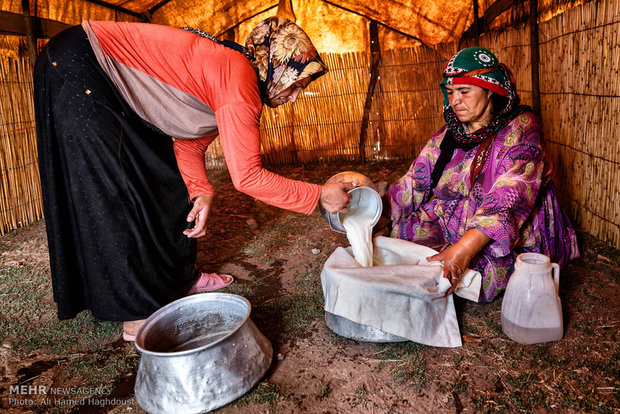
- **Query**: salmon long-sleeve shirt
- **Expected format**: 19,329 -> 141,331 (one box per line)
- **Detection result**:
82,20 -> 321,214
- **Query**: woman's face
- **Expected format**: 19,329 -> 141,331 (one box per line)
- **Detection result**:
445,83 -> 493,130
266,77 -> 312,108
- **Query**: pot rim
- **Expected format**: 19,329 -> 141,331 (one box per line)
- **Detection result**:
134,292 -> 251,357
337,186 -> 382,227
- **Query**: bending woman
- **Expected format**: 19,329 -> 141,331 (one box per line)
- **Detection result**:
34,17 -> 353,339
386,47 -> 579,301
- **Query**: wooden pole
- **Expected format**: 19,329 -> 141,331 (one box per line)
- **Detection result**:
530,0 -> 541,117
20,0 -> 37,63
358,20 -> 380,163
473,0 -> 480,42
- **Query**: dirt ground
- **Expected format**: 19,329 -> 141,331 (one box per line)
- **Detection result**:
1,160 -> 618,414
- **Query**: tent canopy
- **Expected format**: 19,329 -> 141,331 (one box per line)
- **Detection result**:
1,0 -> 580,54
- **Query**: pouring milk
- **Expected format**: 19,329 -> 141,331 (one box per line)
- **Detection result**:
340,186 -> 381,267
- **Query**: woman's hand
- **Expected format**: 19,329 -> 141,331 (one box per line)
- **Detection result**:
320,182 -> 355,213
183,194 -> 214,238
427,228 -> 491,296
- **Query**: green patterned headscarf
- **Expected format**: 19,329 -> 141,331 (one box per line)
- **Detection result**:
429,47 -> 530,192
439,47 -> 522,145
439,47 -> 517,109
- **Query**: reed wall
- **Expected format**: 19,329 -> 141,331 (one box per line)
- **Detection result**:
0,0 -> 618,248
0,57 -> 42,235
538,0 -> 620,250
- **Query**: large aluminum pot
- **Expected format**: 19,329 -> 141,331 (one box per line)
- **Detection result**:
325,312 -> 407,343
134,293 -> 272,414
320,171 -> 382,234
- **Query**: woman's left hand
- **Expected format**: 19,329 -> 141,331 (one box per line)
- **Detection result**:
427,228 -> 491,296
184,194 -> 214,238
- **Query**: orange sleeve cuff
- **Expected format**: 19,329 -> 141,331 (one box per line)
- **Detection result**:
173,136 -> 216,201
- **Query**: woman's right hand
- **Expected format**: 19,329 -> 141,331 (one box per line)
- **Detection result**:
427,228 -> 491,296
319,182 -> 355,213
184,194 -> 214,238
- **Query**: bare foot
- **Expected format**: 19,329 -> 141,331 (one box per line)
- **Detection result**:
123,319 -> 145,337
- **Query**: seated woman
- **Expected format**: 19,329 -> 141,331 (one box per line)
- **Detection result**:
386,47 -> 579,302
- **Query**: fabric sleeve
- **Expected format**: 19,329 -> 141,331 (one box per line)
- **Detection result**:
468,118 -> 545,256
215,103 -> 322,215
173,136 -> 216,201
386,128 -> 444,223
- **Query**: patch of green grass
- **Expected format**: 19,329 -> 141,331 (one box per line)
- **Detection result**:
0,311 -> 119,354
574,345 -> 620,408
486,319 -> 504,336
452,375 -> 469,395
460,317 -> 481,336
374,342 -> 430,390
493,372 -> 548,412
241,216 -> 303,258
376,341 -> 426,360
1,266 -> 48,319
559,392 -> 616,414
528,344 -> 556,368
317,379 -> 331,400
0,265 -> 119,354
452,354 -> 463,366
235,381 -> 283,407
475,317 -> 618,414
61,349 -> 139,387
293,260 -> 322,288
224,281 -> 257,297
0,248 -> 141,414
225,273 -> 265,299
327,332 -> 356,345
572,319 -> 595,335
264,289 -> 324,338
354,384 -> 369,404
507,346 -> 528,363
259,255 -> 326,339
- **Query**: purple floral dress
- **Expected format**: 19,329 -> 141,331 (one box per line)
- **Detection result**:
387,111 -> 579,302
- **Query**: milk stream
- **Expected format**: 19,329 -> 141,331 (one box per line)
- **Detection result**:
342,213 -> 374,267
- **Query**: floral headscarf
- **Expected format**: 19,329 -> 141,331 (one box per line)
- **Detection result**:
245,17 -> 328,101
183,17 -> 327,103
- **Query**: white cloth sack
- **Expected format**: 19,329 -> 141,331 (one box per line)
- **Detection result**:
321,236 -> 481,347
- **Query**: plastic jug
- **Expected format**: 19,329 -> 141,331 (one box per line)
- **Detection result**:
501,253 -> 563,344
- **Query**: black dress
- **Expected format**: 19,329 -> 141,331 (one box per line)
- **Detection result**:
33,25 -> 200,321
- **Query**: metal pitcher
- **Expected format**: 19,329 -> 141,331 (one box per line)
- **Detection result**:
320,171 -> 382,234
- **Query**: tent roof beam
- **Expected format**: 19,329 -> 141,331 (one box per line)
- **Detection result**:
0,10 -> 70,38
83,0 -> 141,18
461,0 -> 527,40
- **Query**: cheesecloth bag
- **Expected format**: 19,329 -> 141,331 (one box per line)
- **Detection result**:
320,236 -> 481,347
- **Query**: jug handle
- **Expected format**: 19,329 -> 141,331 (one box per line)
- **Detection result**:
551,263 -> 560,294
